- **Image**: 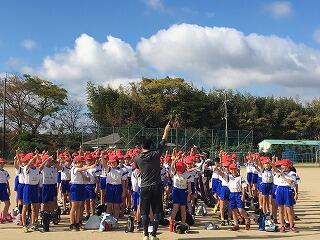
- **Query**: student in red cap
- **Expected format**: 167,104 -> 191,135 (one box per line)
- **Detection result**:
0,157 -> 11,223
102,154 -> 127,220
169,158 -> 192,232
271,159 -> 298,233
69,155 -> 96,231
185,155 -> 197,216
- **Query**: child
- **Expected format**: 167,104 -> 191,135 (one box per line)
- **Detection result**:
131,163 -> 141,228
185,156 -> 197,215
217,160 -> 231,225
226,163 -> 250,230
0,158 -> 11,223
84,154 -> 99,218
271,159 -> 298,233
103,154 -> 127,220
21,152 -> 41,233
169,158 -> 192,232
69,155 -> 95,231
60,154 -> 72,214
122,154 -> 133,214
207,157 -> 221,213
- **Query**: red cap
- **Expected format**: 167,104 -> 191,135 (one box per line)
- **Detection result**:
108,154 -> 118,163
22,153 -> 34,162
175,161 -> 186,174
281,159 -> 292,167
260,156 -> 270,164
41,154 -> 51,161
231,153 -> 237,160
34,160 -> 42,167
229,163 -> 238,170
0,158 -> 5,163
274,160 -> 282,166
164,155 -> 172,163
85,154 -> 93,161
222,161 -> 231,168
184,156 -> 194,164
74,155 -> 85,162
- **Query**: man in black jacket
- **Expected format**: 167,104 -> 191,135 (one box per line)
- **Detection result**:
135,122 -> 171,240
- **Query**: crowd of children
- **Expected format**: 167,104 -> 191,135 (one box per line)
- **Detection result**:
0,145 -> 301,236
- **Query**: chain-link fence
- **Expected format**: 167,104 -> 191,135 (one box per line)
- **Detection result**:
81,126 -> 254,156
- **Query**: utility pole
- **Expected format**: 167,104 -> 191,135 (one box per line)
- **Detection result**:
2,73 -> 7,157
224,91 -> 228,150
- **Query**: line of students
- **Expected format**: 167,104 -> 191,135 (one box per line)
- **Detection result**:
0,147 -> 300,235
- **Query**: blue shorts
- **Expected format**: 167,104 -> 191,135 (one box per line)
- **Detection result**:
106,184 -> 123,204
0,183 -> 9,202
172,187 -> 187,206
14,176 -> 19,192
57,172 -> 61,184
85,184 -> 97,200
272,185 -> 278,199
247,173 -> 258,184
127,177 -> 132,191
131,188 -> 140,211
42,184 -> 57,203
260,183 -> 273,196
61,180 -> 70,193
218,186 -> 230,201
100,176 -> 106,190
23,184 -> 39,204
17,183 -> 25,200
191,182 -> 195,194
257,177 -> 262,192
229,192 -> 244,209
212,178 -> 220,194
276,186 -> 294,206
70,184 -> 86,202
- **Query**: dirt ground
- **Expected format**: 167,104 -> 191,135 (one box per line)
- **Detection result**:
0,166 -> 320,240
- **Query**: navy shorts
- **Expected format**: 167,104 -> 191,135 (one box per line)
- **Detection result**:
260,183 -> 273,196
99,177 -> 106,190
14,176 -> 19,192
127,177 -> 132,191
70,184 -> 86,202
218,186 -> 230,201
247,173 -> 258,184
57,172 -> 62,184
131,188 -> 140,211
38,187 -> 43,203
0,183 -> 9,202
42,184 -> 57,203
106,184 -> 123,204
172,187 -> 187,206
276,186 -> 294,206
17,183 -> 25,200
61,180 -> 70,193
23,184 -> 39,204
257,177 -> 262,192
191,182 -> 195,194
212,178 -> 220,194
85,184 -> 97,200
229,192 -> 244,209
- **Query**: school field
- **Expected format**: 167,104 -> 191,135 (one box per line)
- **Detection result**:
1,166 -> 320,240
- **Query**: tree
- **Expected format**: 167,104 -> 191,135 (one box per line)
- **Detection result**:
0,74 -> 68,135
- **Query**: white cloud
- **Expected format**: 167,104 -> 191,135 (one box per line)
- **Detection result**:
21,39 -> 37,50
38,24 -> 320,100
314,27 -> 320,44
143,0 -> 164,11
266,1 -> 293,18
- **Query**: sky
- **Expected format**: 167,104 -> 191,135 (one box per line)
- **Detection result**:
0,0 -> 320,101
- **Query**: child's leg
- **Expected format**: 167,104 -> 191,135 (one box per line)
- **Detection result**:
75,202 -> 83,224
180,205 -> 186,224
220,200 -> 226,220
3,200 -> 10,214
100,189 -> 106,205
107,203 -> 113,215
170,204 -> 180,221
70,201 -> 77,225
84,199 -> 90,216
262,195 -> 267,213
232,209 -> 239,226
286,206 -> 295,228
62,193 -> 67,209
114,203 -> 120,219
22,204 -> 28,226
30,203 -> 37,225
278,205 -> 285,227
91,199 -> 96,215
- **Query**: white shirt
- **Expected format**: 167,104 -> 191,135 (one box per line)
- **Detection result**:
61,165 -> 71,180
228,175 -> 247,193
105,167 -> 126,185
219,169 -> 229,187
173,172 -> 192,189
245,162 -> 258,174
122,165 -> 133,178
187,170 -> 197,183
131,170 -> 141,192
70,167 -> 85,184
18,166 -> 25,184
277,171 -> 297,187
273,173 -> 281,186
86,168 -> 98,184
24,167 -> 40,185
261,168 -> 273,183
42,166 -> 57,185
0,169 -> 10,184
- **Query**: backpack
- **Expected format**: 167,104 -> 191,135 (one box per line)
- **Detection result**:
174,222 -> 189,234
175,210 -> 195,226
125,216 -> 134,233
265,219 -> 277,232
84,215 -> 102,230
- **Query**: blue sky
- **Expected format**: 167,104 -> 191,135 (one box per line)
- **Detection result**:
0,0 -> 320,100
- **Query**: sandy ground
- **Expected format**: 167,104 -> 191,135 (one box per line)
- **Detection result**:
0,166 -> 320,240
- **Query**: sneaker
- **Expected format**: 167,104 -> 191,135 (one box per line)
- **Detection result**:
291,227 -> 299,233
231,225 -> 240,231
280,226 -> 286,233
150,236 -> 159,240
23,226 -> 29,233
30,225 -> 39,231
142,236 -> 150,240
220,220 -> 226,226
